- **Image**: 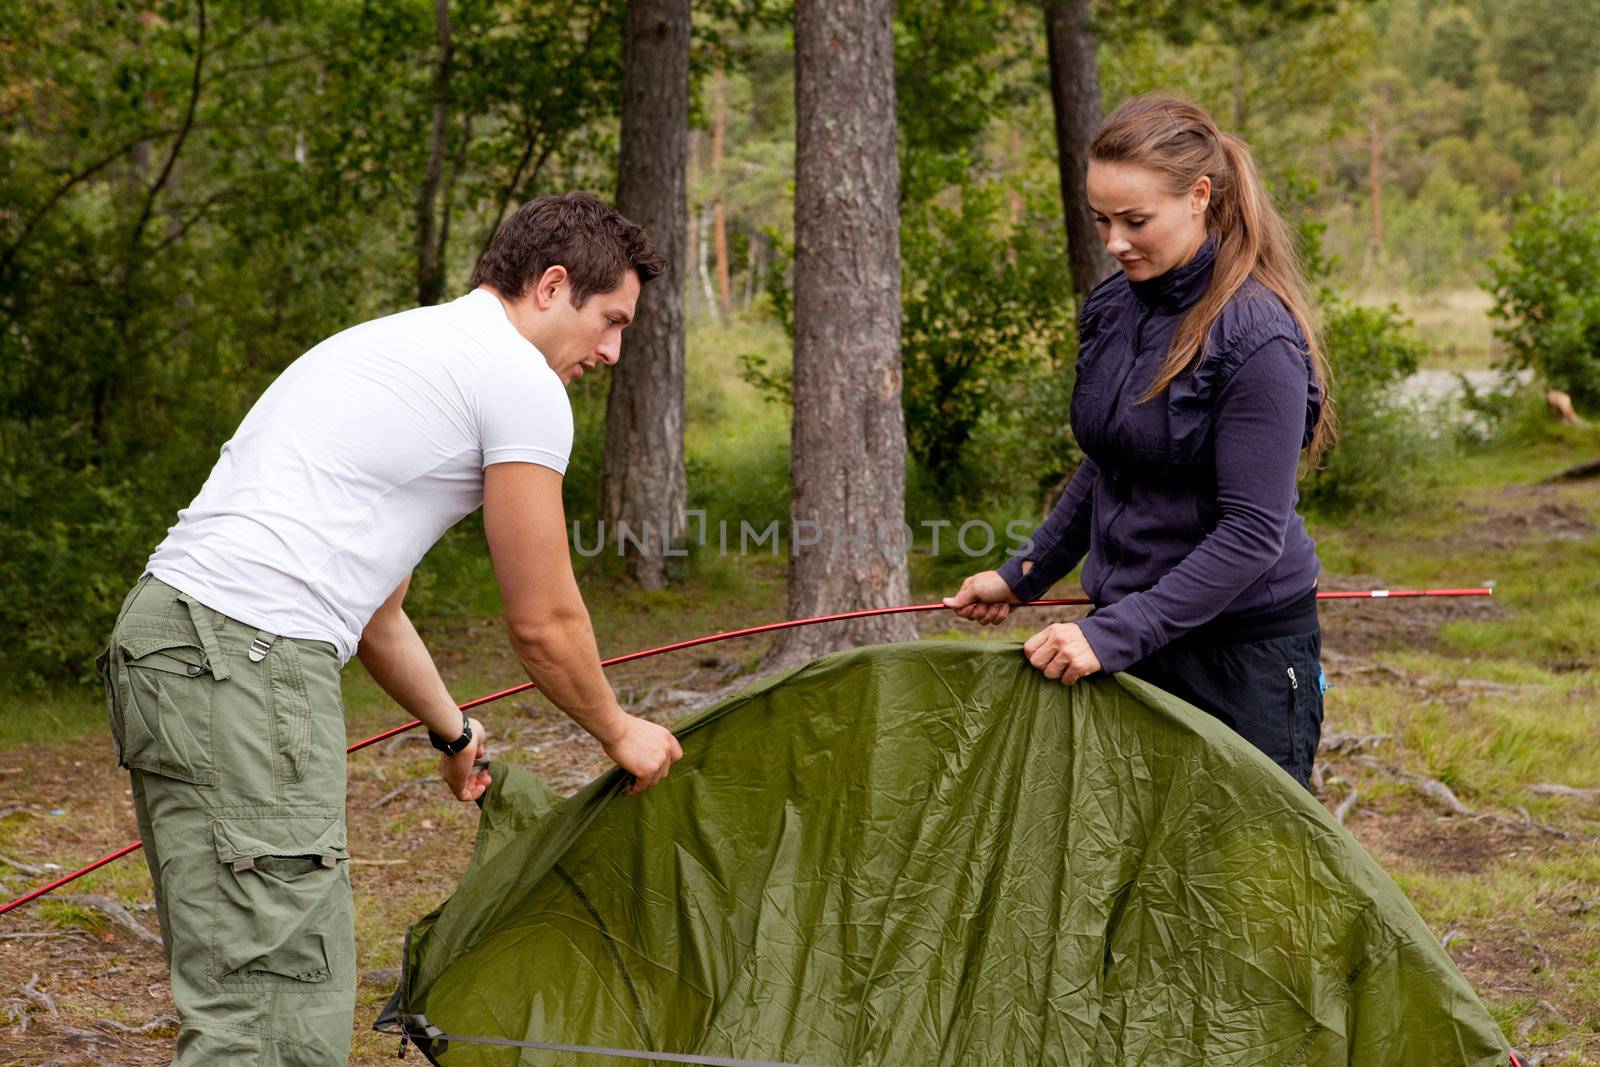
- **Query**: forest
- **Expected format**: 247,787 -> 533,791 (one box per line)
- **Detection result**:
6,0 -> 1600,680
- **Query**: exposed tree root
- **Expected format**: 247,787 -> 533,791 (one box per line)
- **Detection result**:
1532,783 -> 1600,803
0,851 -> 54,877
373,777 -> 429,808
89,1013 -> 177,1036
56,893 -> 162,947
20,973 -> 56,1016
1542,457 -> 1600,483
1333,781 -> 1360,825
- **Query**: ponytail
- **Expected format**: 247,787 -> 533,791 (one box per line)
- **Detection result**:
1091,95 -> 1336,466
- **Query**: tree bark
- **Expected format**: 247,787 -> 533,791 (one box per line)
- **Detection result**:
416,0 -> 452,306
1043,0 -> 1115,300
767,0 -> 916,666
698,206 -> 719,322
601,0 -> 690,590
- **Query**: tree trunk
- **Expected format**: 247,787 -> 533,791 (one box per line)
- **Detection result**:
416,0 -> 452,306
712,70 -> 732,316
1043,0 -> 1115,300
601,0 -> 690,590
767,0 -> 916,666
698,206 -> 719,322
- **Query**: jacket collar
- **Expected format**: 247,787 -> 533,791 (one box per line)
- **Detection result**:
1129,234 -> 1216,313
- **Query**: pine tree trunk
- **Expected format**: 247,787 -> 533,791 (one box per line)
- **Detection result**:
602,0 -> 690,590
767,0 -> 916,667
698,206 -> 719,322
416,0 -> 452,306
1043,0 -> 1115,300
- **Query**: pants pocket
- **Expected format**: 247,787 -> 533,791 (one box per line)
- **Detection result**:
111,631 -> 218,785
267,638 -> 314,788
210,812 -> 353,990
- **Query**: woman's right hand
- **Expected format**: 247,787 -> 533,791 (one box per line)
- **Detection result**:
943,570 -> 1021,626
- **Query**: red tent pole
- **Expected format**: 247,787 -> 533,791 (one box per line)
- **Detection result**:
0,588 -> 1493,915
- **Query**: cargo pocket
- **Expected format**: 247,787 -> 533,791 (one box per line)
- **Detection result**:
267,638 -> 314,788
112,632 -> 217,785
211,813 -> 352,990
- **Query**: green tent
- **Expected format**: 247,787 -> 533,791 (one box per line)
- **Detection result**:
381,641 -> 1511,1066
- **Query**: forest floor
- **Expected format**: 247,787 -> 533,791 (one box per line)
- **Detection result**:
3,430 -> 1600,1066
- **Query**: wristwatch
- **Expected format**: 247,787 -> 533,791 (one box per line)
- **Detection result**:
428,717 -> 473,756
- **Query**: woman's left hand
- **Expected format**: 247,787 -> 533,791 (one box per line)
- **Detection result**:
1022,623 -> 1103,684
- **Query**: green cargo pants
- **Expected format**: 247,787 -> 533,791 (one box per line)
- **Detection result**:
99,575 -> 355,1064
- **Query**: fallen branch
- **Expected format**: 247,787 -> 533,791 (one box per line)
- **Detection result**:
20,974 -> 57,1016
1319,732 -> 1391,757
1349,756 -> 1473,815
1515,999 -> 1564,1043
91,1013 -> 178,1036
0,929 -> 93,942
56,894 -> 162,947
1501,807 -> 1577,840
1542,457 -> 1600,483
1334,783 -> 1360,825
1412,776 -> 1473,816
373,778 -> 429,808
1532,783 -> 1600,803
383,732 -> 431,757
0,852 -> 53,877
58,1023 -> 122,1045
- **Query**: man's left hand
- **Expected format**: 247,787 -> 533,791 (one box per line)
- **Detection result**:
1022,623 -> 1102,685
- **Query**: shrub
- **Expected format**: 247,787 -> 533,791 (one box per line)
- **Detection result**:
900,181 -> 1079,505
1301,301 -> 1443,516
1487,191 -> 1600,411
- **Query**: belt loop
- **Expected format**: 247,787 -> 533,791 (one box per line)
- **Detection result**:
177,593 -> 232,682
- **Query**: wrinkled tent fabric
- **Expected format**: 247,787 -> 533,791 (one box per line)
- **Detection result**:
386,641 -> 1509,1066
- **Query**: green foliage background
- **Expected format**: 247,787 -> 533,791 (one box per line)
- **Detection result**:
5,0 -> 1599,687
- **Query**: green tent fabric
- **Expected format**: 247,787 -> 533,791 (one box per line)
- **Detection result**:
385,641 -> 1511,1066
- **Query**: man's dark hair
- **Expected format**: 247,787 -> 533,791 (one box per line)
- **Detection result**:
470,192 -> 668,306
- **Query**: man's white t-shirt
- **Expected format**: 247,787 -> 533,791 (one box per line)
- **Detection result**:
147,288 -> 572,663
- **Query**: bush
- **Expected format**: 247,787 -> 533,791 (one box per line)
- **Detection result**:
900,181 -> 1079,506
1487,191 -> 1600,412
1301,301 -> 1443,516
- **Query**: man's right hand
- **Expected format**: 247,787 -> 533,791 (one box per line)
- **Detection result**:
601,714 -> 684,796
943,569 -> 1022,626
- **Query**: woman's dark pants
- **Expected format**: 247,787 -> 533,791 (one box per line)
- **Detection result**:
1126,628 -> 1324,788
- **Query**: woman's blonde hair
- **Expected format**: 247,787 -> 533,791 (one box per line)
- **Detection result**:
1090,94 -> 1335,464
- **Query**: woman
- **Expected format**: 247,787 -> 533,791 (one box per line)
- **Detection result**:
945,94 -> 1335,787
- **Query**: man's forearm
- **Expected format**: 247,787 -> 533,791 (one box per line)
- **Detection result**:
506,611 -> 629,744
356,610 -> 467,739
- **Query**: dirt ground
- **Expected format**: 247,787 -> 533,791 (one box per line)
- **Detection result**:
2,497 -> 1596,1064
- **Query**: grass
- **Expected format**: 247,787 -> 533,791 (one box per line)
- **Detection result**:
1353,286 -> 1500,370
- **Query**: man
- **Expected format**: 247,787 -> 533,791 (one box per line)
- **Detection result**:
96,192 -> 684,1064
